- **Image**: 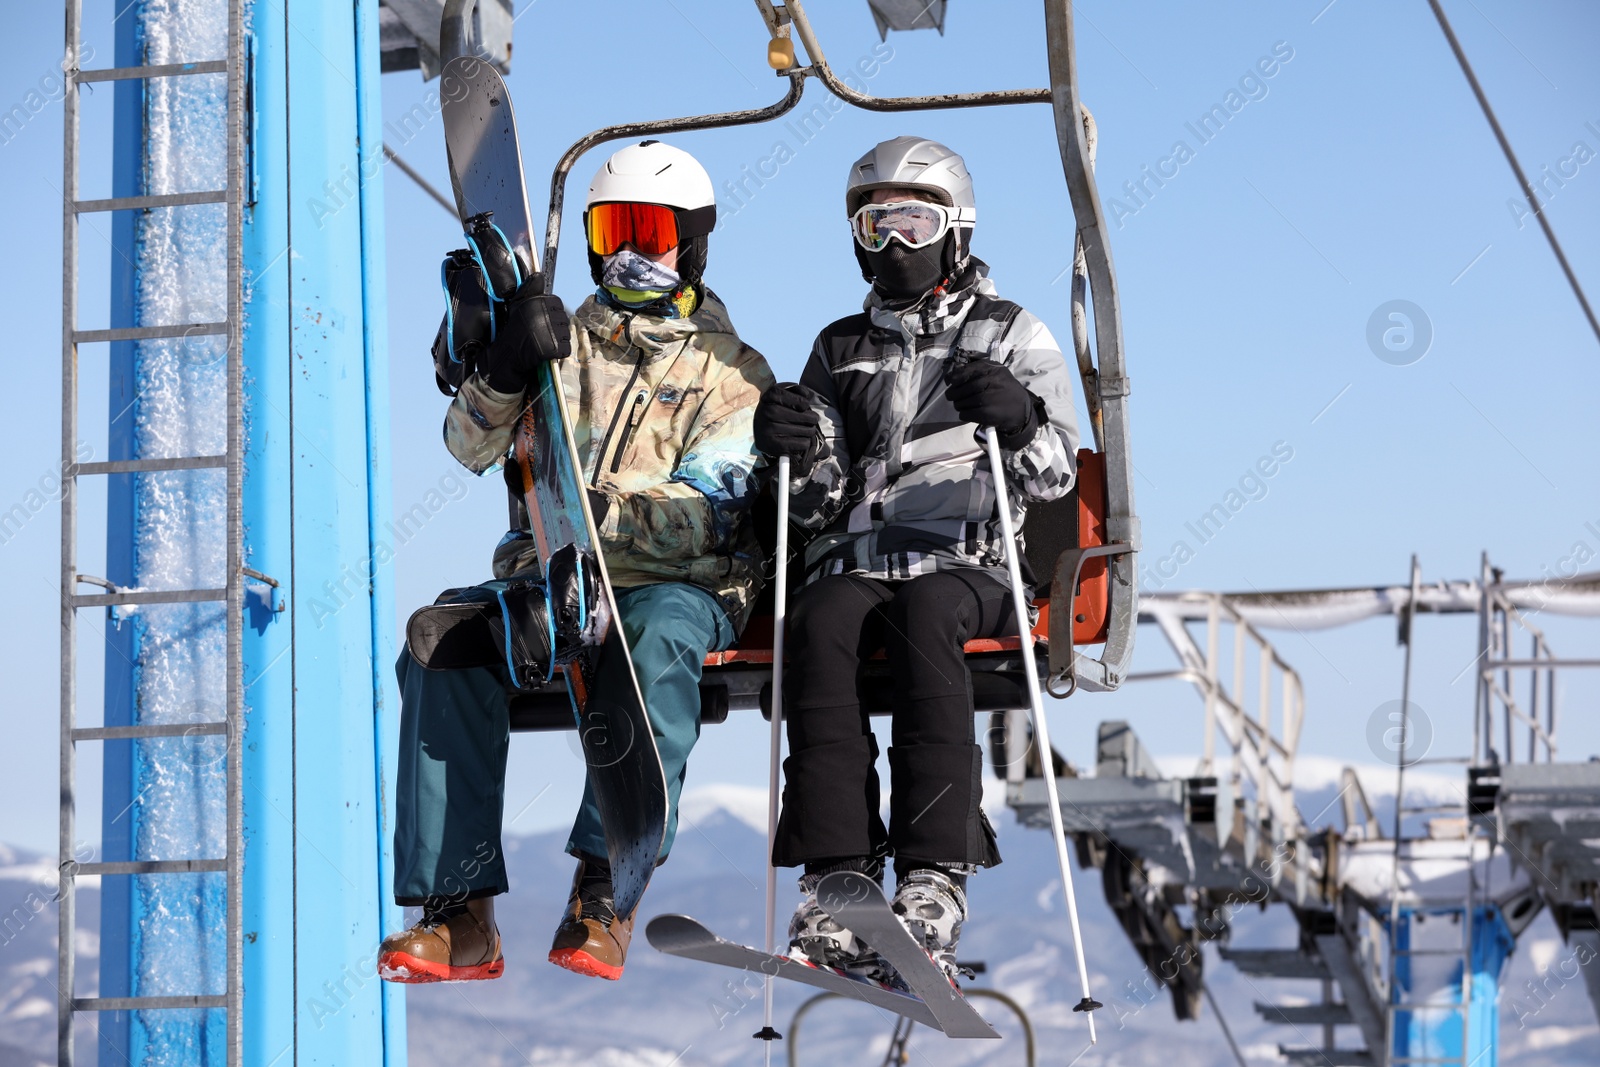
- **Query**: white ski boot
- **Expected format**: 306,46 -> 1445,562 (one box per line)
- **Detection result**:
892,868 -> 967,979
788,874 -> 888,981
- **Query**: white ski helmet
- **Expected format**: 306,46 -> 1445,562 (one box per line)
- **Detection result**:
844,136 -> 975,221
585,140 -> 717,294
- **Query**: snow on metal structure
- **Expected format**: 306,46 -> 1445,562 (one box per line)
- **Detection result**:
379,0 -> 512,77
1010,559 -> 1600,1065
61,0 -> 402,1063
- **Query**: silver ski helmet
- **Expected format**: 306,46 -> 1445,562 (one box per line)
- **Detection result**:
845,136 -> 975,217
845,136 -> 975,287
584,140 -> 717,298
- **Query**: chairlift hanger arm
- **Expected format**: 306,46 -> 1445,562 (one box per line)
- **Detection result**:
541,69 -> 808,283
783,0 -> 1051,110
1038,0 -> 1138,693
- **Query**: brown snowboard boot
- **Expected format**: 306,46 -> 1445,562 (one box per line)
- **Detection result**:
548,858 -> 636,980
378,897 -> 503,983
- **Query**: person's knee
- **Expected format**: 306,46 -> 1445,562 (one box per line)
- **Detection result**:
888,575 -> 969,644
616,588 -> 712,667
789,575 -> 863,642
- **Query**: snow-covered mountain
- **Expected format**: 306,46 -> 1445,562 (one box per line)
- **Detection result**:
2,784 -> 1595,1066
0,843 -> 97,1067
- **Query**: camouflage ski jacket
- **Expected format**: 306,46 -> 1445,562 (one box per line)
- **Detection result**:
786,261 -> 1079,587
444,290 -> 775,632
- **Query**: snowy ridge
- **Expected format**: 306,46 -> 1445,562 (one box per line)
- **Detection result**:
1151,752 -> 1470,816
675,784 -> 769,836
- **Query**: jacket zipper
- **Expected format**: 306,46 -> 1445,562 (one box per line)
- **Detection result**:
590,350 -> 647,483
610,390 -> 649,474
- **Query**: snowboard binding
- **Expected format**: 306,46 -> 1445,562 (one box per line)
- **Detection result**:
405,543 -> 602,690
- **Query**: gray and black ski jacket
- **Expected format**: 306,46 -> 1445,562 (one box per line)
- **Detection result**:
786,261 -> 1079,587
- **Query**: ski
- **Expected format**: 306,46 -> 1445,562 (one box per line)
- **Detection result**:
439,54 -> 667,920
816,872 -> 999,1039
644,915 -> 942,1031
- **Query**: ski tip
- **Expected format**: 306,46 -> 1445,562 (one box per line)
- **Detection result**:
644,913 -> 713,951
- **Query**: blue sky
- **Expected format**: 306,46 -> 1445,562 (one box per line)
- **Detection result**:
2,0 -> 1597,853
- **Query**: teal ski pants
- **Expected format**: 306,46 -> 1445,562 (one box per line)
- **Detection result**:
392,582 -> 734,905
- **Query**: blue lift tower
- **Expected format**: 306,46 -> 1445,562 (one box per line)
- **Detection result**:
53,0 -> 509,1062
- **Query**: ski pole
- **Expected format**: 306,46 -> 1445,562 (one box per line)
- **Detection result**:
758,455 -> 791,1059
982,431 -> 1100,1044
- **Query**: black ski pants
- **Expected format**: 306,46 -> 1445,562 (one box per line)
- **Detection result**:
771,570 -> 1014,873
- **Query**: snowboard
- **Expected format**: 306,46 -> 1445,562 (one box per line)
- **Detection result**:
644,915 -> 944,1031
440,54 -> 667,920
816,873 -> 999,1039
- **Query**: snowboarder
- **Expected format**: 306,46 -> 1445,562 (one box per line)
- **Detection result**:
753,136 -> 1080,979
379,140 -> 775,983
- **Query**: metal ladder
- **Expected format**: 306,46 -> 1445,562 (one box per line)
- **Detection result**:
58,0 -> 245,1063
1381,559 -> 1477,1067
1382,839 -> 1478,1067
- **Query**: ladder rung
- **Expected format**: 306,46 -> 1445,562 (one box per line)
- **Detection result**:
1408,756 -> 1472,765
75,60 -> 227,83
75,859 -> 225,876
75,455 -> 228,475
1389,1059 -> 1466,1064
1389,1002 -> 1465,1011
73,995 -> 226,1012
73,322 -> 228,344
73,723 -> 226,742
75,190 -> 227,213
1400,804 -> 1462,814
72,588 -> 226,608
1393,948 -> 1466,957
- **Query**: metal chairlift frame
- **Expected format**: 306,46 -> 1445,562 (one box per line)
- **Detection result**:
444,0 -> 1140,727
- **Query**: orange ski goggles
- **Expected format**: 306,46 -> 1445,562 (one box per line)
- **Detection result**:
585,201 -> 682,257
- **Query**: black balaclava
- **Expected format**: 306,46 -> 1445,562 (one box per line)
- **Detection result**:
857,231 -> 966,306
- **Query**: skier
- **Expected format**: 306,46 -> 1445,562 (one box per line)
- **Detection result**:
379,140 -> 774,983
753,136 -> 1080,979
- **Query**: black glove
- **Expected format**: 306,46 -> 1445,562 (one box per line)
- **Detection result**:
944,359 -> 1040,449
586,487 -> 612,529
753,383 -> 822,469
483,277 -> 572,393
431,249 -> 496,395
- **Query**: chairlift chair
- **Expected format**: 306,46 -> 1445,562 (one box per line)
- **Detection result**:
472,0 -> 1141,733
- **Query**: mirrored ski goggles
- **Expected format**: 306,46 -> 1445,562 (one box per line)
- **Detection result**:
850,200 -> 975,252
585,201 -> 681,257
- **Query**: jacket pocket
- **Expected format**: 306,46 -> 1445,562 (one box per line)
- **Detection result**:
608,389 -> 650,474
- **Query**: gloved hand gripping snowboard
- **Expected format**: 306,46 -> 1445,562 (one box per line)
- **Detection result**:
431,212 -> 572,396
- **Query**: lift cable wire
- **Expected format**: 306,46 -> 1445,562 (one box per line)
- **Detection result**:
1426,0 -> 1600,347
1202,981 -> 1251,1067
383,142 -> 456,218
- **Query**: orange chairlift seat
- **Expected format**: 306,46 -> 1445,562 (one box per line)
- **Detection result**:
507,450 -> 1112,732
